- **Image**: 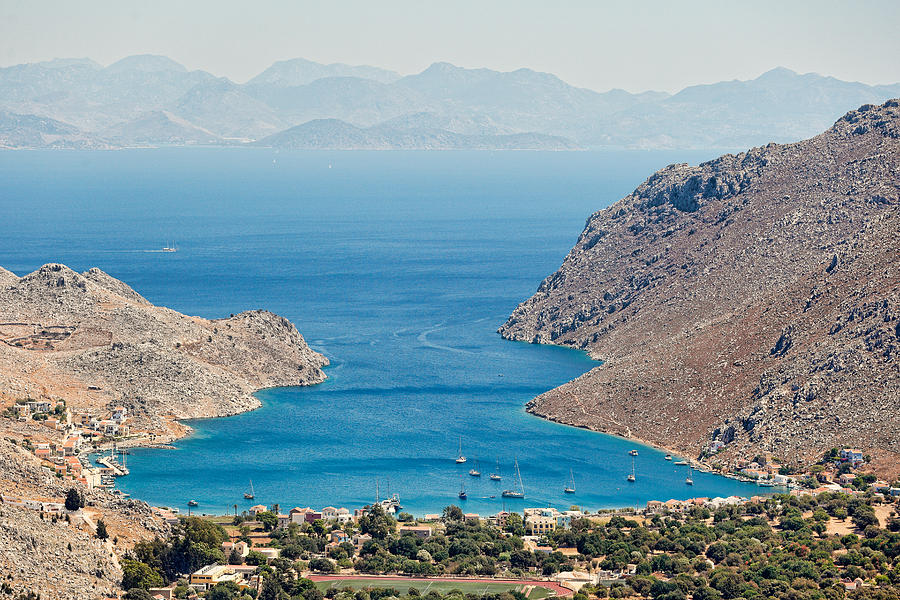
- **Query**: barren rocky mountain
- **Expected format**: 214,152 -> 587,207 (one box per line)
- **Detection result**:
500,99 -> 900,477
0,263 -> 328,433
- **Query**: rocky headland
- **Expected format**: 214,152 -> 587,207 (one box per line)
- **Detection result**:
0,263 -> 327,598
0,263 -> 328,435
500,99 -> 900,478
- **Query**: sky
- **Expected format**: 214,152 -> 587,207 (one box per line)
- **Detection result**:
1,0 -> 899,93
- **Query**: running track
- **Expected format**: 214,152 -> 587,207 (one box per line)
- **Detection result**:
308,575 -> 573,597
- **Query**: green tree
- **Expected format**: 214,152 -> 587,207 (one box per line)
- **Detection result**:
121,559 -> 164,590
505,513 -> 525,536
309,557 -> 337,573
257,511 -> 278,532
207,581 -> 241,600
442,505 -> 464,522
65,488 -> 83,511
96,519 -> 108,540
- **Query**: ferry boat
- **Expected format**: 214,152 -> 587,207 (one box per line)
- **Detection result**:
455,436 -> 467,464
501,458 -> 525,498
674,460 -> 688,466
564,468 -> 576,494
468,459 -> 481,477
489,459 -> 501,481
243,479 -> 255,500
378,494 -> 403,513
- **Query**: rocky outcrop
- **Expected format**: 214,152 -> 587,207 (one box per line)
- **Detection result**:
500,100 -> 900,476
0,437 -> 169,599
0,263 -> 328,430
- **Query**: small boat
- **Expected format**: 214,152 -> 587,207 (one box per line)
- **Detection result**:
627,456 -> 636,482
490,459 -> 501,481
162,241 -> 177,252
455,436 -> 467,464
243,479 -> 255,500
502,457 -> 525,498
458,477 -> 467,500
674,460 -> 688,466
629,449 -> 638,456
187,500 -> 198,507
564,468 -> 576,494
469,459 -> 481,477
665,454 -> 672,461
686,467 -> 694,486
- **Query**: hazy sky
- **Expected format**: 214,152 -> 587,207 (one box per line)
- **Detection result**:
2,0 -> 898,92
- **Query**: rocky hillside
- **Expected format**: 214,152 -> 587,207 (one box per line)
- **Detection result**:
0,435 -> 170,599
500,100 -> 900,476
0,264 -> 328,433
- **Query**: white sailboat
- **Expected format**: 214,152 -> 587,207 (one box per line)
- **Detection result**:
243,479 -> 255,500
455,436 -> 467,463
564,468 -> 576,494
627,456 -> 636,482
686,467 -> 694,486
469,459 -> 481,477
502,458 -> 525,498
490,459 -> 501,480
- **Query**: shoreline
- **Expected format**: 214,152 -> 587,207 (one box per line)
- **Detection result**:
104,385 -> 785,517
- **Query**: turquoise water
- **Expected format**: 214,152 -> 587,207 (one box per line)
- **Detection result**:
0,149 -> 766,515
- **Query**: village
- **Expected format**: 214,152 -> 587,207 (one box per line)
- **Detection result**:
3,394 -> 900,600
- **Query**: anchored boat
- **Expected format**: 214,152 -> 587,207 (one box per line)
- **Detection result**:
564,468 -> 576,494
455,436 -> 467,464
501,457 -> 525,499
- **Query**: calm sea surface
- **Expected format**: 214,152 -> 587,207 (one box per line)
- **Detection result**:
0,148 -> 765,515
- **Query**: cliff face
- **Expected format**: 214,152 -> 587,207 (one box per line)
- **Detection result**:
0,263 -> 328,431
500,100 -> 900,475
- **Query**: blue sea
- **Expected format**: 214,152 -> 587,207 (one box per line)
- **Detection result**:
0,148 -> 766,515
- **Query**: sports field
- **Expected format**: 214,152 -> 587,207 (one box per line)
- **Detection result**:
311,577 -> 564,599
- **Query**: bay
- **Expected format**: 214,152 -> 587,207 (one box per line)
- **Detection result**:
0,148 -> 765,515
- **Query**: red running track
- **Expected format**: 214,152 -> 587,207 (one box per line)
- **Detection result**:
308,575 -> 573,597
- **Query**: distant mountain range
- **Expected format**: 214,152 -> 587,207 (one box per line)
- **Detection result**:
2,55 -> 899,150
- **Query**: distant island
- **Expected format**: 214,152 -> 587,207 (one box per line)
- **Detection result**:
500,99 -> 900,480
2,55 -> 900,150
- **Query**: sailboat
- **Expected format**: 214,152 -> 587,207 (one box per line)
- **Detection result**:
686,467 -> 694,486
458,477 -> 467,500
627,456 -> 636,482
455,436 -> 467,464
490,460 -> 501,480
243,480 -> 255,500
564,468 -> 576,494
162,241 -> 177,252
502,458 -> 525,498
469,459 -> 481,477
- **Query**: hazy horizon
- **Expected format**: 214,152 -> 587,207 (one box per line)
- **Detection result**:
2,0 -> 899,93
